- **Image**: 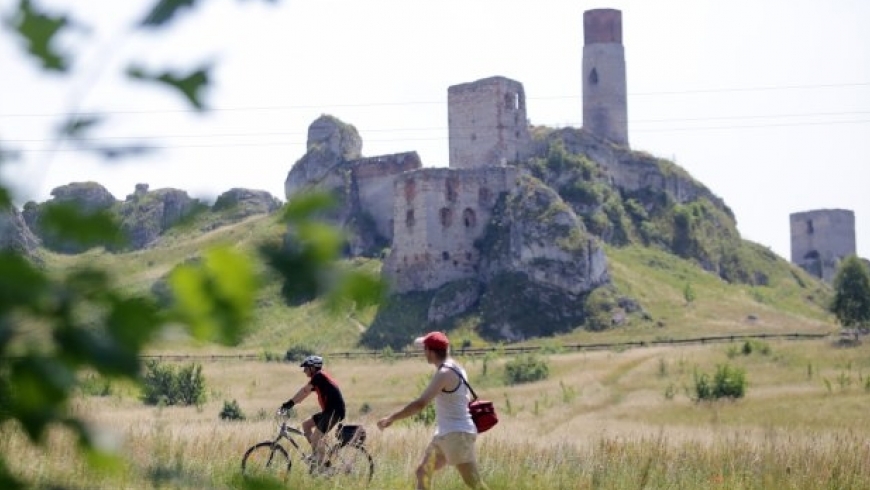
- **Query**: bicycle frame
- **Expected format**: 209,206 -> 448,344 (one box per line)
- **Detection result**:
242,411 -> 374,482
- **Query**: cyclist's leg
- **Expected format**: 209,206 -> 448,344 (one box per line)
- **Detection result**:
312,410 -> 343,463
302,415 -> 316,442
416,439 -> 446,490
307,413 -> 325,461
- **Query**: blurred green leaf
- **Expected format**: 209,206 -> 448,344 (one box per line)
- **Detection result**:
127,64 -> 211,110
0,252 -> 48,311
92,144 -> 156,160
0,458 -> 25,490
4,0 -> 71,71
105,296 -> 163,355
169,246 -> 255,345
0,187 -> 11,209
282,192 -> 337,222
10,355 -> 75,440
139,0 -> 199,28
58,115 -> 102,139
40,202 -> 125,250
323,269 -> 386,313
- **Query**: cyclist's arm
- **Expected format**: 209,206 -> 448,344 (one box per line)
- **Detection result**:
378,370 -> 450,427
282,383 -> 313,408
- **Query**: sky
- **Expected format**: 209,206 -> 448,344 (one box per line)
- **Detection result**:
1,0 -> 869,261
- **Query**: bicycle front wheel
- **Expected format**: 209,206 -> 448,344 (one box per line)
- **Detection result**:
327,444 -> 374,483
241,442 -> 292,481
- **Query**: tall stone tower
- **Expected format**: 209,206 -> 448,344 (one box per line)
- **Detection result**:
583,8 -> 629,147
448,76 -> 530,169
790,209 -> 856,282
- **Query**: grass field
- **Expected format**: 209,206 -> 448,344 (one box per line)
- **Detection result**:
3,337 -> 870,489
9,209 -> 860,488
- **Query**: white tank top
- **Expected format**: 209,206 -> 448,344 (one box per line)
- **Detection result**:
434,361 -> 477,436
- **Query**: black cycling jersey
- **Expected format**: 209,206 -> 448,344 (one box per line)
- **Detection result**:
309,370 -> 345,413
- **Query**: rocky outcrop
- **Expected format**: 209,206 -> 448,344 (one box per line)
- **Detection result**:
117,185 -> 200,249
48,181 -> 117,212
474,176 -> 610,340
213,188 -> 282,218
532,127 -> 728,209
284,115 -> 363,199
24,182 -> 118,254
284,115 -> 422,257
0,206 -> 39,255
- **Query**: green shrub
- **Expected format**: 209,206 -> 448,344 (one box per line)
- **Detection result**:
284,345 -> 315,363
713,364 -> 747,398
693,364 -> 747,401
141,361 -> 206,406
504,355 -> 550,385
219,399 -> 245,421
79,373 -> 112,397
741,340 -> 771,356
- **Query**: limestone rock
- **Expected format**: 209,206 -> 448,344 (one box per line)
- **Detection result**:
0,206 -> 39,255
284,115 -> 363,199
48,181 -> 117,212
26,182 -> 118,253
118,187 -> 199,249
213,188 -> 282,218
475,176 -> 610,339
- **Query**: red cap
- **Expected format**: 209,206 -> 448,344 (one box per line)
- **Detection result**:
414,331 -> 449,350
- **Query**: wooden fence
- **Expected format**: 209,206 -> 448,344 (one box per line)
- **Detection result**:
138,332 -> 833,362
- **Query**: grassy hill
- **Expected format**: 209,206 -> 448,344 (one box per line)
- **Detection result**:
34,209 -> 837,356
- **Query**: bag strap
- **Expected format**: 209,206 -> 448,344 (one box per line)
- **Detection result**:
442,364 -> 479,401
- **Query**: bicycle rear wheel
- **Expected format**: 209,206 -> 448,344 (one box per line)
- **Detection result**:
326,444 -> 374,483
241,442 -> 292,480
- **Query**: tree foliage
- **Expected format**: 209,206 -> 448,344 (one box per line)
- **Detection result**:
830,255 -> 870,328
0,1 -> 382,488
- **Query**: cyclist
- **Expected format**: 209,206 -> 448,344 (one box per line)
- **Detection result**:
377,332 -> 488,490
280,355 -> 346,464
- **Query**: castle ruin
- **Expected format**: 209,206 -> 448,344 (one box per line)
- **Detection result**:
583,9 -> 629,147
286,8 -> 629,294
790,209 -> 856,282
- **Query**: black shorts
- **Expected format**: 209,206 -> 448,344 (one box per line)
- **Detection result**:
313,409 -> 345,434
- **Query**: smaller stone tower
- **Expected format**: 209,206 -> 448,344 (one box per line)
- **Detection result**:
583,8 -> 629,147
790,209 -> 856,282
448,76 -> 531,169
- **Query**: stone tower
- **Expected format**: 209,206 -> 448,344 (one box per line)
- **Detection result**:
448,76 -> 531,169
583,8 -> 629,147
790,209 -> 856,282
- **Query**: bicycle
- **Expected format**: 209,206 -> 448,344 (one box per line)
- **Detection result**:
241,410 -> 374,483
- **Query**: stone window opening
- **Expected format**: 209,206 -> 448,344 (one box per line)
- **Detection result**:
463,208 -> 477,228
406,209 -> 415,227
442,251 -> 450,261
806,220 -> 814,234
440,207 -> 453,227
505,92 -> 519,110
446,177 -> 459,203
478,187 -> 491,205
404,178 -> 416,202
589,67 -> 599,85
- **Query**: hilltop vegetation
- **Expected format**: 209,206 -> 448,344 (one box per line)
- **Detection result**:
31,203 -> 835,356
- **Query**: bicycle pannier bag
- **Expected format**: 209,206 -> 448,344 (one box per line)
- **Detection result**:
337,424 -> 366,447
468,399 -> 498,433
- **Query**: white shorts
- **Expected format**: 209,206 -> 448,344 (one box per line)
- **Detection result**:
426,432 -> 477,465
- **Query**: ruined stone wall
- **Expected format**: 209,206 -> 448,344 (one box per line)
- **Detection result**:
790,209 -> 856,282
582,9 -> 629,147
384,166 -> 521,292
448,76 -> 531,169
350,152 -> 421,240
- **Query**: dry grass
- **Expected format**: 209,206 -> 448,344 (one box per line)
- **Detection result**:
3,339 -> 870,489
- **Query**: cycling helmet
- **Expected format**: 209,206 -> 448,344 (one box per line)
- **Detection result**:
300,355 -> 323,369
